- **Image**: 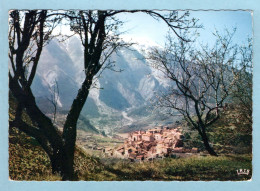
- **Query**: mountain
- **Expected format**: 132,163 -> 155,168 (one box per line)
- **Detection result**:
31,37 -> 176,134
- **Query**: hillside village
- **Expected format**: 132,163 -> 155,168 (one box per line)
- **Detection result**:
104,126 -> 199,161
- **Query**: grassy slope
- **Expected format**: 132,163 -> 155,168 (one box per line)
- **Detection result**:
9,95 -> 252,181
9,125 -> 252,181
9,125 -> 119,181
9,126 -> 60,180
106,155 -> 251,181
9,95 -> 114,180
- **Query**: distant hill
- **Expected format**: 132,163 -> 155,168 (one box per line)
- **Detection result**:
77,115 -> 100,134
31,37 -> 172,134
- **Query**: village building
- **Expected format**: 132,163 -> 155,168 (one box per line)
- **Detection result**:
107,126 -> 198,161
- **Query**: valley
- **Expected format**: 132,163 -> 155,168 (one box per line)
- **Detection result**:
32,36 -> 179,137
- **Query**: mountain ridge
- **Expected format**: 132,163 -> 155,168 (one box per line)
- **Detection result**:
32,37 -> 172,134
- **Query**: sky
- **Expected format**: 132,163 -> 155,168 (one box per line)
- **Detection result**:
116,10 -> 253,47
57,10 -> 252,48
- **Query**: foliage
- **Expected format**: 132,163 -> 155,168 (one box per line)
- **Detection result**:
182,106 -> 252,154
207,106 -> 252,154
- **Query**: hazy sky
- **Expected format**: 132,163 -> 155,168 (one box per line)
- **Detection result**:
57,10 -> 252,47
117,10 -> 252,47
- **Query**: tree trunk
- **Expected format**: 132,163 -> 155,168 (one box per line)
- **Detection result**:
200,131 -> 218,156
9,76 -> 73,179
61,77 -> 93,180
202,137 -> 218,156
49,148 -> 76,180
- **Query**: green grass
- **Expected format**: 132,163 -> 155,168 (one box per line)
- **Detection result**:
9,126 -> 60,180
9,94 -> 252,181
104,154 -> 252,181
9,125 -> 251,181
9,125 -> 115,181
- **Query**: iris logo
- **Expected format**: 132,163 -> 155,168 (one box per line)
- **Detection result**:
236,169 -> 250,175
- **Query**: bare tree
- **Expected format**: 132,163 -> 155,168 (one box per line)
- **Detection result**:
231,38 -> 252,125
47,79 -> 60,124
8,10 -> 68,178
148,30 -> 241,156
9,10 -> 200,180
